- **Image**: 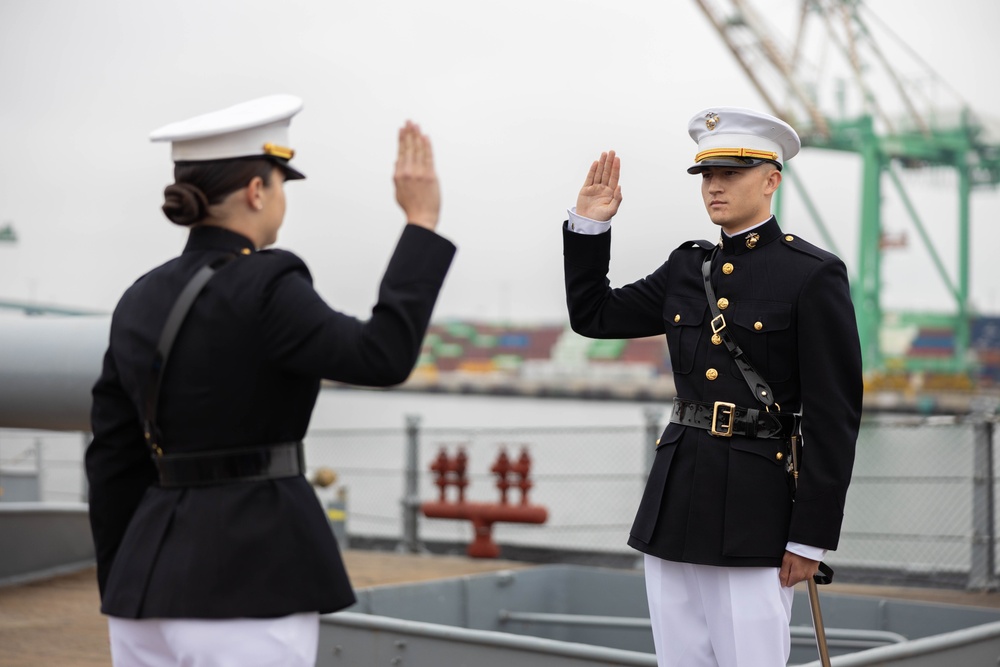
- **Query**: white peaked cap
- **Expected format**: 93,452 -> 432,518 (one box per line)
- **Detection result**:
687,106 -> 800,174
150,94 -> 306,179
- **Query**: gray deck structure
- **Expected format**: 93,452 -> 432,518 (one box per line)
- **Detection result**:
4,503 -> 1000,665
0,502 -> 93,587
321,565 -> 1000,666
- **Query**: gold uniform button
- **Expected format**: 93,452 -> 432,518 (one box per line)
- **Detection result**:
717,298 -> 729,310
785,235 -> 794,242
655,439 -> 660,446
722,262 -> 734,275
674,314 -> 681,323
711,333 -> 722,345
706,368 -> 719,380
240,248 -> 252,255
754,321 -> 763,331
776,452 -> 784,461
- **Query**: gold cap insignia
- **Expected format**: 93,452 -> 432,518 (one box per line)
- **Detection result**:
263,143 -> 295,160
745,232 -> 760,249
705,113 -> 720,131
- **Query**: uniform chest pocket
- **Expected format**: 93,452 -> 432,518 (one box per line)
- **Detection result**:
663,295 -> 706,375
730,300 -> 794,382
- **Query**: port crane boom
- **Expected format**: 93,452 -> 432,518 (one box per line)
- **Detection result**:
693,0 -> 1000,377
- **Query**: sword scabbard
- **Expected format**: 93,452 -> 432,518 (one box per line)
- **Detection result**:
790,432 -> 833,667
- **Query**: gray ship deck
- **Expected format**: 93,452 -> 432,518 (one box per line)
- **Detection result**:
3,551 -> 1000,667
0,550 -> 530,667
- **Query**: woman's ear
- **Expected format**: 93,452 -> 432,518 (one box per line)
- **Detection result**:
246,176 -> 265,211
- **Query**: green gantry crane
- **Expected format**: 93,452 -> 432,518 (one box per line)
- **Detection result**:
694,0 -> 1000,378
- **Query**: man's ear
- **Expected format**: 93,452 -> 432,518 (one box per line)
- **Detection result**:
764,168 -> 782,195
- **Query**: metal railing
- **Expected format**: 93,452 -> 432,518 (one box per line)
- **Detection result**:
5,406 -> 1000,590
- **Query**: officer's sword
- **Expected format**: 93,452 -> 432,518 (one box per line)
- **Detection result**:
790,434 -> 832,667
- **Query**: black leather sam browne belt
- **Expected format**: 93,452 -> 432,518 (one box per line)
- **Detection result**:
156,441 -> 305,488
142,253 -> 305,487
670,398 -> 800,439
668,245 -> 800,440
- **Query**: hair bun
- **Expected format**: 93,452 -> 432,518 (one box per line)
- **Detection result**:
162,182 -> 210,226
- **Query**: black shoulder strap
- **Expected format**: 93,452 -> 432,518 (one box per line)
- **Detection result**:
701,246 -> 777,409
705,247 -> 831,583
143,253 -> 238,454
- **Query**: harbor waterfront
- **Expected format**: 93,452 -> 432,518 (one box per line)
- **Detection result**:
3,386 -> 1000,589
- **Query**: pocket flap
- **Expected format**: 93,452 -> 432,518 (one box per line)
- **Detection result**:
664,296 -> 706,328
730,438 -> 787,466
653,422 -> 686,450
732,301 -> 791,333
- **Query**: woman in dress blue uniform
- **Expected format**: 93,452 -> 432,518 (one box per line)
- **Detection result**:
86,95 -> 456,666
562,107 -> 862,666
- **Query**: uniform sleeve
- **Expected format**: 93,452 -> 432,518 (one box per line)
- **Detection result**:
260,224 -> 456,385
563,223 -> 668,339
86,346 -> 158,596
787,258 -> 863,550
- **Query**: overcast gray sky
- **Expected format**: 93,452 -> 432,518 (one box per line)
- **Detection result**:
2,0 -> 999,323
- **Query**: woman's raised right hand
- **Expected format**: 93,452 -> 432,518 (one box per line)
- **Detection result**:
394,121 -> 440,231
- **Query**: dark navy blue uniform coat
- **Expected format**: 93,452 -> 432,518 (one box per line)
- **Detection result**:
563,217 -> 862,567
87,224 -> 455,618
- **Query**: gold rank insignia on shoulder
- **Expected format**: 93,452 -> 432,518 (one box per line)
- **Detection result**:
745,232 -> 760,249
705,113 -> 720,131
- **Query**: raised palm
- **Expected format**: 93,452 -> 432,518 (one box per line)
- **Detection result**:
576,150 -> 623,222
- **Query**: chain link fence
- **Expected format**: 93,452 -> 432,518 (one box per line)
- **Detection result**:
4,410 -> 1000,589
305,422 -> 651,555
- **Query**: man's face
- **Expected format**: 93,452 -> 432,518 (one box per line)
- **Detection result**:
699,165 -> 778,233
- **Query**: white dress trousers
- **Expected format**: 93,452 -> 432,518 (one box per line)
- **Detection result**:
644,555 -> 794,667
107,612 -> 319,667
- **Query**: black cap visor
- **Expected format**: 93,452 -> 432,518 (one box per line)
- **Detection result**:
687,156 -> 781,174
269,157 -> 306,181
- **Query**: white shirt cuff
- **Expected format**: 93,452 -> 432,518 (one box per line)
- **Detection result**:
785,542 -> 827,562
566,207 -> 611,235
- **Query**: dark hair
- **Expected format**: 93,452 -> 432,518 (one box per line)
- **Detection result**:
161,158 -> 276,226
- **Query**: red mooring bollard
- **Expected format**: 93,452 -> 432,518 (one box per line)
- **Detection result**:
421,445 -> 548,558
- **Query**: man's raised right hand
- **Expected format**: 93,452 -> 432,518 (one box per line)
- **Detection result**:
576,150 -> 622,222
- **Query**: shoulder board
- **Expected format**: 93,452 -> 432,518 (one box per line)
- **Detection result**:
253,247 -> 312,274
676,239 -> 717,251
256,247 -> 301,263
780,233 -> 837,262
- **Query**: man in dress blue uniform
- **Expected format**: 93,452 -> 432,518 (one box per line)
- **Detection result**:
562,107 -> 863,666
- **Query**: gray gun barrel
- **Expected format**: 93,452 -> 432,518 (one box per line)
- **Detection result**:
0,316 -> 109,431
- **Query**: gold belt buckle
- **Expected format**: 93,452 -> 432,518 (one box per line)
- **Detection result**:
710,401 -> 736,437
711,314 -> 727,334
